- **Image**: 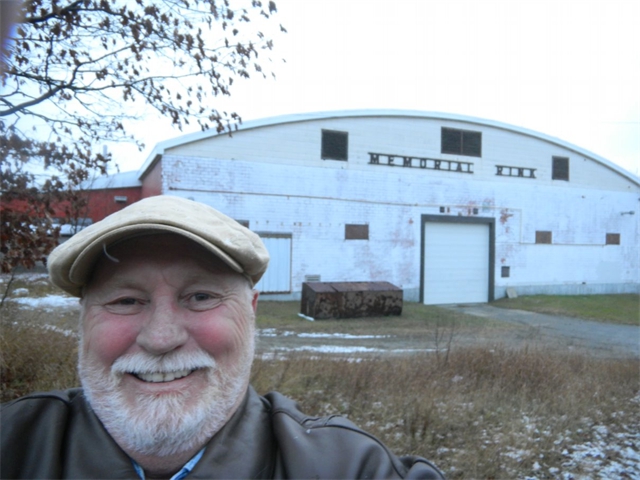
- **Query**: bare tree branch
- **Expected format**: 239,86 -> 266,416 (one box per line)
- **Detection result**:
1,0 -> 285,274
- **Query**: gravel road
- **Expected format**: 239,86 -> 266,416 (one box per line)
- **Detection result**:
440,304 -> 640,359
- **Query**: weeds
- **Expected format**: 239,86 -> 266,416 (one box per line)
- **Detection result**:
0,271 -> 17,307
251,349 -> 639,479
433,313 -> 457,366
2,320 -> 638,478
0,320 -> 78,402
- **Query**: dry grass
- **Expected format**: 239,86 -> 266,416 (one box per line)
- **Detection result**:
2,316 -> 638,478
0,316 -> 78,402
256,299 -> 504,331
251,349 -> 640,479
255,299 -> 517,349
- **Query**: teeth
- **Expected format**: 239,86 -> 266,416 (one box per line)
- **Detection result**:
135,369 -> 192,383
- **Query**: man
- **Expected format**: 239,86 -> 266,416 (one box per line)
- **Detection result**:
1,195 -> 444,479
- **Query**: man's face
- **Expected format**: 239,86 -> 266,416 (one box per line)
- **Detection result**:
78,233 -> 258,458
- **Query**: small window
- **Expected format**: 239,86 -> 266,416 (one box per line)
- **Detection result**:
114,195 -> 128,203
501,266 -> 510,278
552,156 -> 569,181
606,233 -> 620,245
441,127 -> 482,157
535,231 -> 552,244
321,130 -> 348,161
345,224 -> 369,240
235,220 -> 249,228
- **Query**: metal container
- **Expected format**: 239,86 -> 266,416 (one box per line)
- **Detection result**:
301,281 -> 403,319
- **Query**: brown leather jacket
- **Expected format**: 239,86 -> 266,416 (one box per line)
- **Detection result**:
1,387 -> 444,479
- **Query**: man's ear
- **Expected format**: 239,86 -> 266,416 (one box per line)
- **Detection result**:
251,289 -> 259,313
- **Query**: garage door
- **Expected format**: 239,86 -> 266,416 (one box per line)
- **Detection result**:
423,221 -> 490,305
254,234 -> 292,294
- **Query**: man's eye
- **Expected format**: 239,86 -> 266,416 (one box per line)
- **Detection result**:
193,293 -> 212,302
185,292 -> 221,310
116,298 -> 138,305
104,297 -> 145,314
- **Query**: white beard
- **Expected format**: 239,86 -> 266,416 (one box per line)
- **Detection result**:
78,337 -> 254,458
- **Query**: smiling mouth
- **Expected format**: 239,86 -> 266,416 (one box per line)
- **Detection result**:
132,369 -> 194,383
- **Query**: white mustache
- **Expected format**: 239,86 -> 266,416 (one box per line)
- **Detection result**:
111,350 -> 217,376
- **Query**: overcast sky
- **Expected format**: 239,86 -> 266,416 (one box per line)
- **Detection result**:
114,0 -> 640,176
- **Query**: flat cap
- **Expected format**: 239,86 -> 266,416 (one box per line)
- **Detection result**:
47,195 -> 270,297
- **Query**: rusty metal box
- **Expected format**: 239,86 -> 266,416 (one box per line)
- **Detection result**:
300,281 -> 403,319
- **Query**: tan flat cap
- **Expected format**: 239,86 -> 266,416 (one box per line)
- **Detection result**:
48,196 -> 270,297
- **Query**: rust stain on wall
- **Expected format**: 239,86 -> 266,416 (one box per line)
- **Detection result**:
500,208 -> 514,224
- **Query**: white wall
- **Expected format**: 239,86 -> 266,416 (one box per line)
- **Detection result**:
160,115 -> 640,301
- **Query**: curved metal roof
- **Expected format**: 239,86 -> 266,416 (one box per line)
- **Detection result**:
139,109 -> 640,186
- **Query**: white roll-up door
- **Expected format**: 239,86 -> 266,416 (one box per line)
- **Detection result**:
254,234 -> 292,293
423,222 -> 490,305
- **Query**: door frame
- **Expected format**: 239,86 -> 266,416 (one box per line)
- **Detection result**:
255,232 -> 293,294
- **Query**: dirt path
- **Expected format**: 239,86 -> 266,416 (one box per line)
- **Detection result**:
440,304 -> 640,359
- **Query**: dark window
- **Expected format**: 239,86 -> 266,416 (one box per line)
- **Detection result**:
535,231 -> 552,244
235,220 -> 249,228
441,127 -> 482,157
501,266 -> 510,278
322,130 -> 348,161
345,224 -> 369,240
606,233 -> 620,245
552,156 -> 569,181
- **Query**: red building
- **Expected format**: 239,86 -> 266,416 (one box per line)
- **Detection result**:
80,155 -> 163,223
81,170 -> 143,222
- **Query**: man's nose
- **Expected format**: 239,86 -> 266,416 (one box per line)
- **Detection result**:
136,301 -> 189,355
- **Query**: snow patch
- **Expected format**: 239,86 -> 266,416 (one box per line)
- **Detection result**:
8,295 -> 80,310
258,329 -> 392,340
276,345 -> 388,354
297,332 -> 391,339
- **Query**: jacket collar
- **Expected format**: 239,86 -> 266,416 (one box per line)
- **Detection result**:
189,387 -> 275,479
